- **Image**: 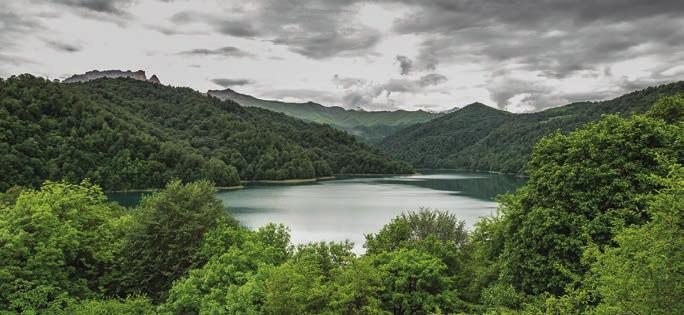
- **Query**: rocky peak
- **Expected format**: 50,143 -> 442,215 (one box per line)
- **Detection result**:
63,69 -> 161,84
148,74 -> 161,84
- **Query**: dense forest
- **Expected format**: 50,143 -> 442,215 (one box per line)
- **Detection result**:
0,75 -> 413,191
208,88 -> 442,143
1,95 -> 681,314
379,81 -> 684,173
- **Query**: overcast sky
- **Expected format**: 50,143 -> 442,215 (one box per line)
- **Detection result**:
1,0 -> 683,112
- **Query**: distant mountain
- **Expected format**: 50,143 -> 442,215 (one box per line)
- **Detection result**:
63,69 -> 161,84
208,88 -> 442,143
378,81 -> 684,173
0,75 -> 412,191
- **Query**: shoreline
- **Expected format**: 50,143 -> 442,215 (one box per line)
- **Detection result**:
417,168 -> 528,178
105,169 -> 516,193
106,185 -> 244,193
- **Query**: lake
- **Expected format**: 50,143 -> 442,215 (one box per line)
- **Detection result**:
107,170 -> 525,253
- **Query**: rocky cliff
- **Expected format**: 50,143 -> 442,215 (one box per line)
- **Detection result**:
63,70 -> 161,84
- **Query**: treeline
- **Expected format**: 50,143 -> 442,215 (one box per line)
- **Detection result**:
0,75 -> 413,191
0,96 -> 682,314
378,81 -> 684,173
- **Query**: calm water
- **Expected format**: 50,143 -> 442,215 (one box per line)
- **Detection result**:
108,170 -> 525,253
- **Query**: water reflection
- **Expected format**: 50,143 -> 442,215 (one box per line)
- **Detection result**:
107,170 -> 525,253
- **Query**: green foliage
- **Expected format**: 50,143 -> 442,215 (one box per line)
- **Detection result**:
461,212 -> 507,303
481,283 -> 524,310
364,209 -> 470,292
647,94 -> 684,123
326,257 -> 388,314
499,112 -> 683,295
208,88 -> 442,143
114,180 -> 236,302
379,82 -> 684,173
2,95 -> 682,314
0,185 -> 23,209
372,249 -> 459,315
365,208 -> 468,255
163,223 -> 291,314
0,181 -> 123,312
0,75 -> 412,191
589,167 -> 684,314
59,296 -> 156,315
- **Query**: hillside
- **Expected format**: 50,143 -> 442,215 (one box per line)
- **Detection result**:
378,81 -> 684,173
0,75 -> 412,191
208,88 -> 442,143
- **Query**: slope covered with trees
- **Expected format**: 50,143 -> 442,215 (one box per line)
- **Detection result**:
379,81 -> 684,173
1,96 -> 681,314
0,75 -> 412,191
208,88 -> 442,143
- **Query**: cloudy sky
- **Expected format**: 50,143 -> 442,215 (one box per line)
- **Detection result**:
1,0 -> 683,112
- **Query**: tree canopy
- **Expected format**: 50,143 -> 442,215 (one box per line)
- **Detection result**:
0,75 -> 413,191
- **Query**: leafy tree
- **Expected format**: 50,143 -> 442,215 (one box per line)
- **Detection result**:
327,257 -> 388,315
372,249 -> 459,315
647,94 -> 684,123
163,223 -> 291,314
365,208 -> 470,293
365,208 -> 468,255
59,296 -> 156,315
589,167 -> 684,314
114,180 -> 236,302
0,181 -> 123,312
500,113 -> 682,295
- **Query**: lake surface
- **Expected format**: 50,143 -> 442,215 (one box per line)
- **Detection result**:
108,170 -> 525,253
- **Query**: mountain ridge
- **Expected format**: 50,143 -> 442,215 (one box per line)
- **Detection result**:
208,88 -> 443,143
63,69 -> 162,84
378,81 -> 684,173
0,75 -> 412,191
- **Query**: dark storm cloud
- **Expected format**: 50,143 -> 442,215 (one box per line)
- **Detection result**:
211,78 -> 253,87
169,0 -> 382,59
178,46 -> 252,58
385,0 -> 684,109
49,0 -> 135,15
45,40 -> 81,53
395,55 -> 412,75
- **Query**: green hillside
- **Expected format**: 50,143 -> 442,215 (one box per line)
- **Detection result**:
378,81 -> 684,173
208,88 -> 442,143
0,75 -> 413,191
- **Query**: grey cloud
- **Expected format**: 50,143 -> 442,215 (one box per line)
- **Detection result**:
390,0 -> 684,80
211,78 -> 253,87
485,75 -> 670,112
45,40 -> 81,53
49,0 -> 135,15
60,0 -> 133,15
178,46 -> 252,58
271,26 -> 381,59
0,7 -> 44,51
170,11 -> 260,37
260,88 -> 341,105
339,73 -> 448,108
169,0 -> 382,59
332,74 -> 366,89
395,55 -> 412,75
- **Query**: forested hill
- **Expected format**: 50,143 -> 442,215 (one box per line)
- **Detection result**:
0,75 -> 413,191
378,81 -> 684,173
208,88 -> 442,143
